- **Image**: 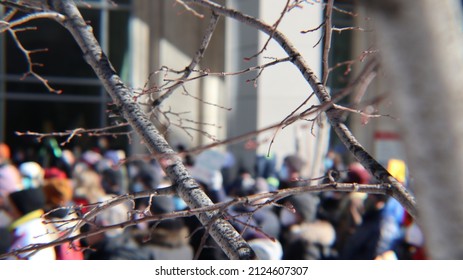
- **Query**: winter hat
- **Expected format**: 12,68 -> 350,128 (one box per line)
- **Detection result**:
104,150 -> 125,166
248,238 -> 283,260
288,193 -> 320,223
19,161 -> 44,189
0,164 -> 23,198
8,187 -> 46,215
150,196 -> 175,215
101,168 -> 124,195
346,162 -> 371,184
256,208 -> 281,239
43,178 -> 73,207
44,167 -> 68,180
284,155 -> 305,173
80,150 -> 102,167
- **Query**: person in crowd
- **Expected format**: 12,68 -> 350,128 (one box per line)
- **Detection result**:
127,159 -> 161,193
332,162 -> 371,255
0,143 -> 23,254
255,153 -> 279,191
18,161 -> 45,190
374,159 -> 409,259
73,169 -> 144,259
83,215 -> 148,260
127,159 -> 164,221
6,180 -> 56,259
227,177 -> 283,260
225,167 -> 255,197
280,192 -> 336,260
395,211 -> 426,259
339,194 -> 387,259
278,155 -> 306,189
73,169 -> 105,208
322,150 -> 346,181
187,155 -> 227,204
57,149 -> 76,179
317,150 -> 348,235
220,150 -> 236,188
274,154 -> 338,259
337,160 -> 406,259
132,196 -> 194,260
97,149 -> 129,196
275,155 -> 306,230
42,172 -> 84,260
73,149 -> 103,176
0,143 -> 23,205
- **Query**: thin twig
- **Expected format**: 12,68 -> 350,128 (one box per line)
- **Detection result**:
3,11 -> 65,93
184,0 -> 417,219
322,0 -> 333,85
175,0 -> 205,18
332,26 -> 367,33
245,0 -> 291,61
15,122 -> 132,145
153,12 -> 220,106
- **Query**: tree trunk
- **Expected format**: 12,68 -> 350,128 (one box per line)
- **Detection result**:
364,0 -> 463,259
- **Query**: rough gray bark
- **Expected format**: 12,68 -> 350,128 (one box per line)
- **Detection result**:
364,0 -> 463,259
50,0 -> 255,260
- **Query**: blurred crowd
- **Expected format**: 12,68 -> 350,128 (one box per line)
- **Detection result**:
0,140 -> 426,260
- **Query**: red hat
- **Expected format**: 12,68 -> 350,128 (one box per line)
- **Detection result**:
44,167 -> 67,179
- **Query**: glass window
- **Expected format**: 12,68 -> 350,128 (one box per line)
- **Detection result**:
0,0 -> 131,153
109,10 -> 130,76
325,1 -> 355,150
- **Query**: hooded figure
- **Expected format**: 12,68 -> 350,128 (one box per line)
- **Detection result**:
281,193 -> 336,260
134,196 -> 194,260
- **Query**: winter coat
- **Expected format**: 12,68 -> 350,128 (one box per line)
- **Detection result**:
8,209 -> 56,260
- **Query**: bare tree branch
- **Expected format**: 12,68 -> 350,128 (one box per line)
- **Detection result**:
152,11 -> 220,107
244,0 -> 291,61
184,0 -> 417,219
0,180 -> 393,259
50,0 -> 255,260
15,122 -> 132,145
322,0 -> 333,85
1,11 -> 65,92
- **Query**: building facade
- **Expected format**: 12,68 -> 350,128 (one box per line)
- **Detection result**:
0,0 -> 132,156
2,0 -> 398,178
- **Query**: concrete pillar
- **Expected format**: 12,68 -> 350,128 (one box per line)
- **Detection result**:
257,0 -> 324,175
225,0 -> 260,173
128,0 -> 154,155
